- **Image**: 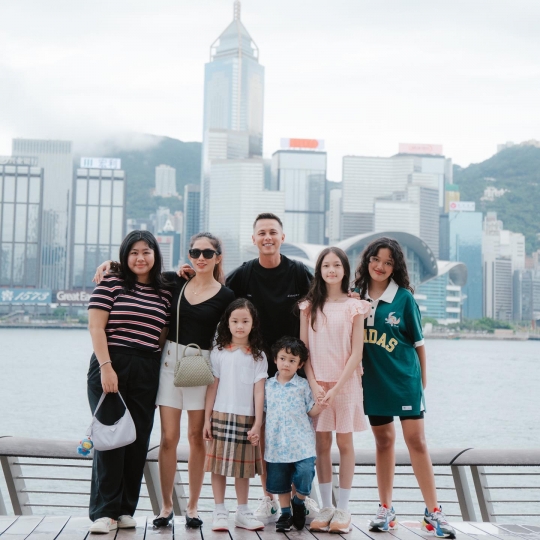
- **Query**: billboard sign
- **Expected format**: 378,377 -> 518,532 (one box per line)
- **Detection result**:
280,138 -> 325,151
0,156 -> 39,166
55,290 -> 92,304
449,201 -> 476,212
80,157 -> 122,169
399,143 -> 443,156
0,288 -> 52,304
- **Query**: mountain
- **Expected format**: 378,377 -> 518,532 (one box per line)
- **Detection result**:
95,135 -> 202,219
454,145 -> 540,253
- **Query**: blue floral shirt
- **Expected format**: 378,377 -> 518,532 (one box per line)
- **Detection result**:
264,373 -> 316,463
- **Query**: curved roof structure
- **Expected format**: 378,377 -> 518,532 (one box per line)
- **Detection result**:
433,260 -> 468,287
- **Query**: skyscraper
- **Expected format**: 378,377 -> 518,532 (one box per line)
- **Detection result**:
200,1 -> 265,228
70,160 -> 126,290
272,141 -> 327,245
183,184 -> 200,260
0,157 -> 43,288
12,139 -> 73,290
155,165 -> 177,197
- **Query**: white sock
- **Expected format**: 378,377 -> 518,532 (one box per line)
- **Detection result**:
337,488 -> 351,511
319,482 -> 333,508
237,504 -> 250,514
215,503 -> 227,513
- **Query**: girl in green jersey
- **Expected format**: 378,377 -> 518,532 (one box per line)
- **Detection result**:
354,237 -> 455,539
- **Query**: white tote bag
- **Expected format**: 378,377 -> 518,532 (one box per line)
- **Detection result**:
86,392 -> 137,451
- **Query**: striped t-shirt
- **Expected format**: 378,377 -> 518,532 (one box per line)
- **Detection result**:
88,276 -> 172,352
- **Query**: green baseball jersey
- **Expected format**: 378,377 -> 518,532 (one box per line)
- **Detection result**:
362,280 -> 425,416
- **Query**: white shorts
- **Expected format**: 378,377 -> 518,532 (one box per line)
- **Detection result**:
155,340 -> 208,411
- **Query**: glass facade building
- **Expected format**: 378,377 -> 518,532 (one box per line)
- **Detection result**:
0,159 -> 43,287
12,139 -> 73,290
200,1 -> 265,228
70,167 -> 126,289
182,184 -> 200,261
272,150 -> 326,245
448,211 -> 483,319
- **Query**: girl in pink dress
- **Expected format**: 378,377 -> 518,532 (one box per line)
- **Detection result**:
299,247 -> 370,534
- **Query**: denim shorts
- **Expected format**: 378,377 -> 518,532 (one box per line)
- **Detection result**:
266,456 -> 316,496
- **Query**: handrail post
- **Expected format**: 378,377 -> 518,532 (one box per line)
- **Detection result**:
0,485 -> 7,515
451,465 -> 477,521
173,468 -> 187,516
0,455 -> 31,515
143,462 -> 162,515
471,465 -> 495,522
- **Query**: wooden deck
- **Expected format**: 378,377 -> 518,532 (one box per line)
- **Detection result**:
0,517 -> 538,540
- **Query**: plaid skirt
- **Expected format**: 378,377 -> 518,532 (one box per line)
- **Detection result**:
204,411 -> 263,478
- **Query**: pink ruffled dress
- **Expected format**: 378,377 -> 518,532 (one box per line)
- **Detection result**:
299,298 -> 371,433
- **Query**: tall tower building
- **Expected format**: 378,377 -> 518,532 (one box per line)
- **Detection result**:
200,1 -> 265,228
183,184 -> 200,260
12,139 -> 73,290
155,165 -> 177,197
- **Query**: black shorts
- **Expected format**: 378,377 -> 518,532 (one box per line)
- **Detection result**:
368,412 -> 424,426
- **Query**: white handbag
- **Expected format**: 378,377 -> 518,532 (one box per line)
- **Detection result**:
86,392 -> 137,451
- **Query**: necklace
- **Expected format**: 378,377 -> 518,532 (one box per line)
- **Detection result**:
191,281 -> 217,296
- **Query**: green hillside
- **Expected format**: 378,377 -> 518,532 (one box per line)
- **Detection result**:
101,136 -> 201,219
454,145 -> 540,253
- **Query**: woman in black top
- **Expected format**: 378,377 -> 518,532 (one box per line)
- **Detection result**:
155,233 -> 234,527
87,231 -> 171,533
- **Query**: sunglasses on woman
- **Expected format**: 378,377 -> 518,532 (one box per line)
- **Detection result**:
189,248 -> 220,259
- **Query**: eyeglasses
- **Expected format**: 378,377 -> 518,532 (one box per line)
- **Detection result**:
189,248 -> 220,259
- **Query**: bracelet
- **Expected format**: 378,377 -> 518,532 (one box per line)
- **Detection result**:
99,360 -> 112,369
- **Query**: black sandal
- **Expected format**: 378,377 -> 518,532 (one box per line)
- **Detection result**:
185,515 -> 203,529
153,511 -> 173,528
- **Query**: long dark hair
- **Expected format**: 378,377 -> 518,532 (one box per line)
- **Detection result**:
300,247 -> 351,331
354,237 -> 414,299
190,232 -> 225,284
112,230 -> 167,295
214,298 -> 265,361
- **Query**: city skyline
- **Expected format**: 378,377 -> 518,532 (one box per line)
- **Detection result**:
1,1 -> 539,182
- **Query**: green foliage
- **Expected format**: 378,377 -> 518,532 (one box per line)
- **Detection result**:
53,307 -> 67,319
421,316 -> 440,326
448,317 -> 513,333
82,135 -> 202,220
454,146 -> 540,254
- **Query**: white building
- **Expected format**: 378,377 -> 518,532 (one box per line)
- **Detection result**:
272,145 -> 326,245
155,165 -> 177,197
482,212 -> 525,320
327,189 -> 342,244
341,149 -> 451,245
207,159 -> 285,272
12,139 -> 73,290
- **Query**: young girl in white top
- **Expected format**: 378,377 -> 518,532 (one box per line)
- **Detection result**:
204,298 -> 268,532
299,247 -> 370,534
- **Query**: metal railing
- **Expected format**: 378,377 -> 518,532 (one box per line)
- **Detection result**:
0,437 -> 538,522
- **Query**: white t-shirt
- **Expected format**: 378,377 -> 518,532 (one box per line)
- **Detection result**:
211,347 -> 268,416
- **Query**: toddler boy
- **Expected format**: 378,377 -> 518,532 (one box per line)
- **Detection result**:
264,336 -> 323,532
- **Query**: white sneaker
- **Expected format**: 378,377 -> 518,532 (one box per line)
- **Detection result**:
304,497 -> 320,523
89,518 -> 117,534
212,510 -> 229,531
254,496 -> 280,524
310,507 -> 334,532
234,510 -> 265,531
118,515 -> 137,529
329,509 -> 352,534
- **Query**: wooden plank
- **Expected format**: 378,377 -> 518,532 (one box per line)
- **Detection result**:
54,517 -> 92,540
451,522 -> 496,539
0,517 -> 44,539
173,517 -> 203,540
354,519 -> 389,539
284,526 -> 318,540
382,520 -> 432,540
145,516 -> 174,540
227,520 -> 260,540
520,528 -> 540,536
256,525 -> 280,540
201,519 -> 232,540
496,526 -> 539,538
25,517 -> 69,540
468,523 -> 536,540
0,518 -> 20,536
115,517 -> 147,540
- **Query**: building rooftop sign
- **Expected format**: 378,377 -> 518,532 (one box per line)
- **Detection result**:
399,143 -> 443,156
449,201 -> 476,212
280,138 -> 325,151
80,157 -> 121,169
0,156 -> 39,166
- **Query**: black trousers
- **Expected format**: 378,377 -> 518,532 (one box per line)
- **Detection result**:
87,347 -> 161,521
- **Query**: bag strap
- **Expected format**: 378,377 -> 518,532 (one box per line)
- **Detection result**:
92,391 -> 128,417
175,280 -> 190,368
181,343 -> 203,358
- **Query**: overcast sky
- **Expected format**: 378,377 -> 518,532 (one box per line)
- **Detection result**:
1,0 -> 539,180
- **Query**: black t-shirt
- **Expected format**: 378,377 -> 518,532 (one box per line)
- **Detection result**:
164,272 -> 235,350
226,255 -> 312,376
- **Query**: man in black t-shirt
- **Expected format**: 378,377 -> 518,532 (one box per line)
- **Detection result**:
226,213 -> 312,377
